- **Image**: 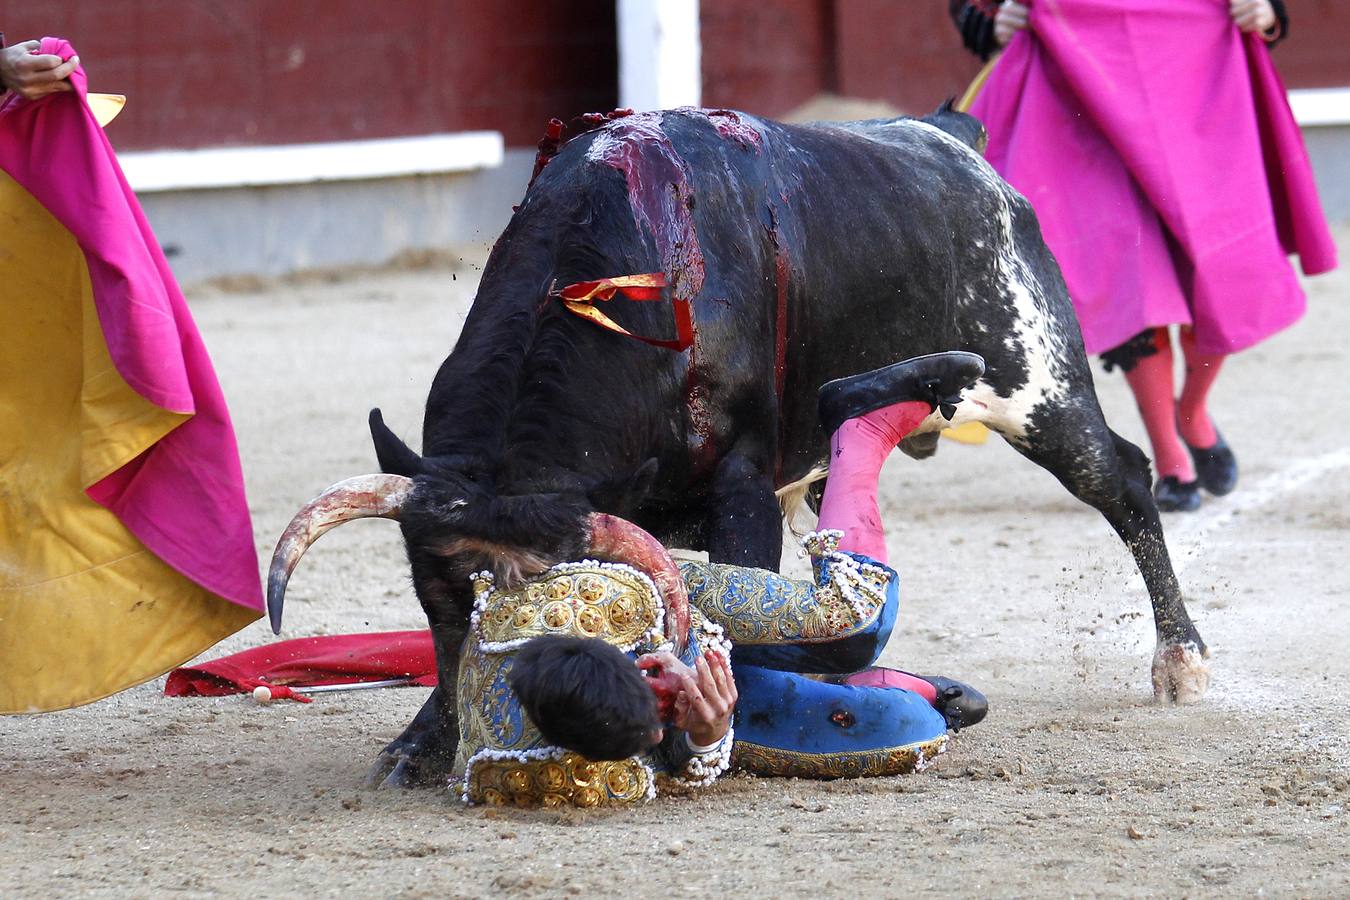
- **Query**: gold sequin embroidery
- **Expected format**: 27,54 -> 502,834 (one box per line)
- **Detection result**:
474,564 -> 662,649
731,735 -> 947,779
467,752 -> 653,808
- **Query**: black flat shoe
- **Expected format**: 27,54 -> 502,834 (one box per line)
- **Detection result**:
817,351 -> 986,436
1154,476 -> 1201,512
1187,432 -> 1238,496
916,675 -> 988,732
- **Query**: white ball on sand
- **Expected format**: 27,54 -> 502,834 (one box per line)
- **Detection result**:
252,685 -> 273,704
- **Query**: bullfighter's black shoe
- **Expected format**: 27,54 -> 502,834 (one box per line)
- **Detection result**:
1187,432 -> 1238,496
916,675 -> 988,732
818,351 -> 986,436
1154,476 -> 1201,512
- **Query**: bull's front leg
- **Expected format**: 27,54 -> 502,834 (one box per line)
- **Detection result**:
706,451 -> 783,571
367,559 -> 467,789
366,683 -> 457,789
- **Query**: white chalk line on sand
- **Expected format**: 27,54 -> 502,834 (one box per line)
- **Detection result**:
1102,444 -> 1350,652
1119,445 -> 1350,731
1126,445 -> 1350,587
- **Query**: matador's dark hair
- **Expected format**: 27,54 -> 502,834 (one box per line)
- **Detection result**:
508,635 -> 660,761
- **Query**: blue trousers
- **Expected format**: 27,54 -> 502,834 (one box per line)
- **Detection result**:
679,551 -> 948,778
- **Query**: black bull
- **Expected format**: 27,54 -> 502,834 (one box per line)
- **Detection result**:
268,106 -> 1210,788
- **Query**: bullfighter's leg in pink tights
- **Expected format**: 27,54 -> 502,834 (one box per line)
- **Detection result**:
813,351 -> 990,730
816,402 -> 933,564
1177,328 -> 1238,495
815,351 -> 986,564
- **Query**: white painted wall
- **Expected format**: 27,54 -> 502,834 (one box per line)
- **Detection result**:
120,132 -> 503,194
1288,87 -> 1350,127
617,0 -> 701,112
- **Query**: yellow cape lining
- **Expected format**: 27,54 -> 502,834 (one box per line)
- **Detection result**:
0,169 -> 256,714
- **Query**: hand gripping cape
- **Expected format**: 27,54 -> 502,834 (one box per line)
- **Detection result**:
0,38 -> 262,713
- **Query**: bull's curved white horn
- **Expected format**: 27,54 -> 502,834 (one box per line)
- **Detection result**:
267,474 -> 414,635
586,513 -> 690,651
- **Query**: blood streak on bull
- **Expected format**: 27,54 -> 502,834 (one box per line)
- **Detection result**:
587,112 -> 717,474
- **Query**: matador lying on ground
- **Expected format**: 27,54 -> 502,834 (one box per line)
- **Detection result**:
457,351 -> 990,807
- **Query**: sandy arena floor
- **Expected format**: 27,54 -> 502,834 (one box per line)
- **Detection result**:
3,231 -> 1349,898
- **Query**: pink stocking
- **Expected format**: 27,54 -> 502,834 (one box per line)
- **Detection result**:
1177,329 -> 1226,449
843,667 -> 939,704
1122,329 -> 1193,482
816,400 -> 932,564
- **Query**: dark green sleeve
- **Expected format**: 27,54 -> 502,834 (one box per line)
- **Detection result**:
1267,0 -> 1290,46
949,1 -> 1001,61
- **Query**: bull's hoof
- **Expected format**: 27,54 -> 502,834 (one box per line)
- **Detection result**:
367,731 -> 457,790
1150,641 -> 1211,704
365,693 -> 458,789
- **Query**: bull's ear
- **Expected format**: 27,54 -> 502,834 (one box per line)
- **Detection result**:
369,408 -> 423,477
588,458 -> 659,514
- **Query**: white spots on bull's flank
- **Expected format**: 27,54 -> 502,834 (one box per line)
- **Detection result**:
983,173 -> 1073,440
952,195 -> 1073,441
845,116 -> 1074,444
987,234 -> 1073,443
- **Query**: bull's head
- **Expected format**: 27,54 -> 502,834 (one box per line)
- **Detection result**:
265,412 -> 689,643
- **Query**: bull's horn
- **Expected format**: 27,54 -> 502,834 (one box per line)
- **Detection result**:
586,513 -> 690,651
266,473 -> 414,635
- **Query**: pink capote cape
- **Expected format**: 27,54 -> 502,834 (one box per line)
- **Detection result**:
0,38 -> 262,612
970,0 -> 1337,356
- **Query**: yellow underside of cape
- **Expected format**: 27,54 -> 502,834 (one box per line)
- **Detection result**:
0,170 -> 256,714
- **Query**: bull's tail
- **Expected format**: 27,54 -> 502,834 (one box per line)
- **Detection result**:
775,464 -> 829,537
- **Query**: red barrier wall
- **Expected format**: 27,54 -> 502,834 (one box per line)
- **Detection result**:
700,0 -> 837,117
0,0 -> 617,150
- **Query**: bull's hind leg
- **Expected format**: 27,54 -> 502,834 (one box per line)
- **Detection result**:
1000,403 -> 1210,703
707,452 -> 783,571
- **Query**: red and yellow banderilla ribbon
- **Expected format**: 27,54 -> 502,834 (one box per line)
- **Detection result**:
552,273 -> 694,352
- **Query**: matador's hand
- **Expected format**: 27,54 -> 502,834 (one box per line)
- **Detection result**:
673,651 -> 737,748
1230,0 -> 1277,37
1,40 -> 78,100
994,1 -> 1030,48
